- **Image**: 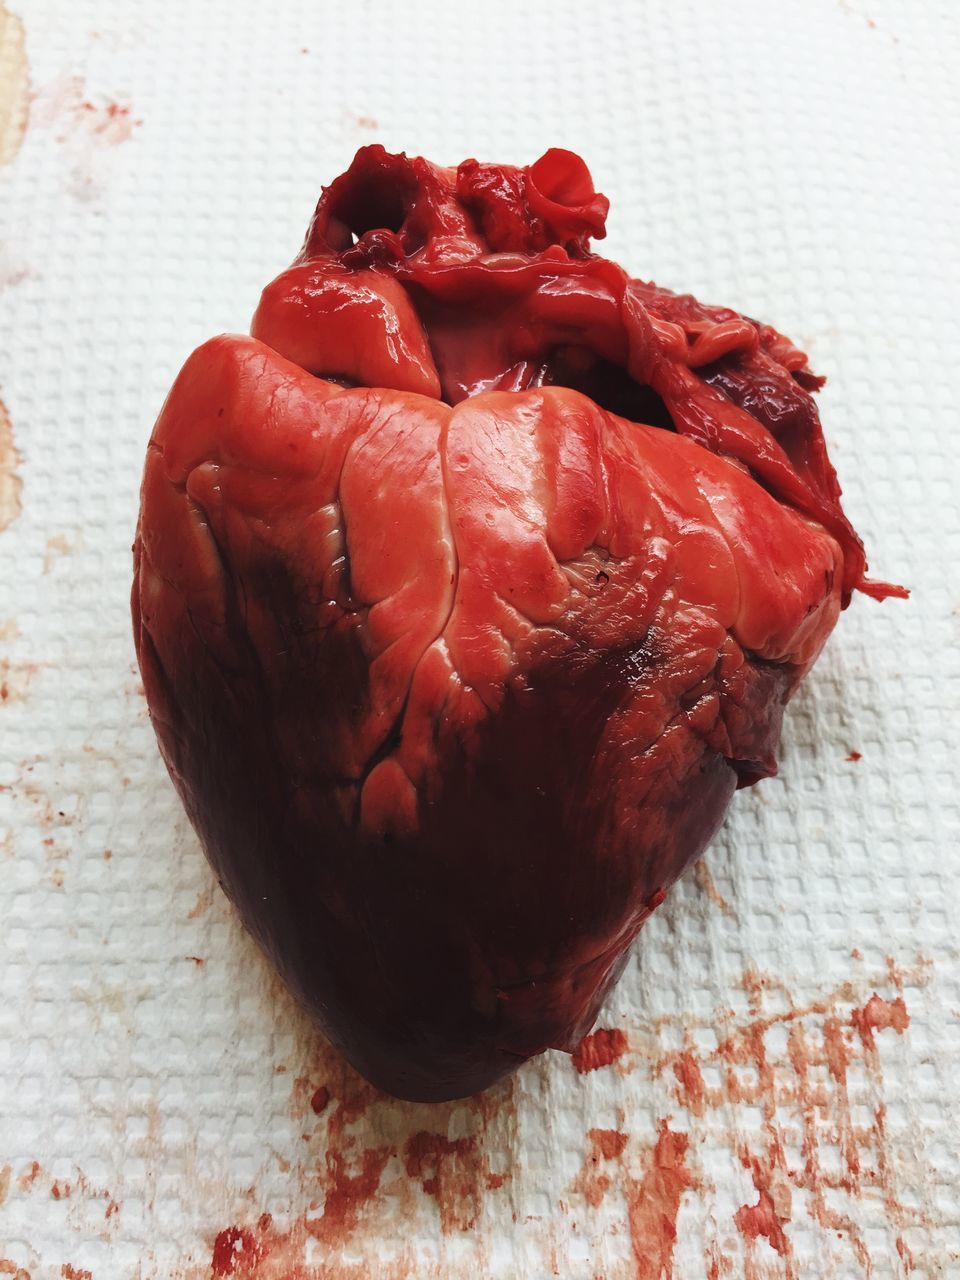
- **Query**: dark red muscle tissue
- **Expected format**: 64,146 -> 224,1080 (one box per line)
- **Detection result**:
133,147 -> 904,1101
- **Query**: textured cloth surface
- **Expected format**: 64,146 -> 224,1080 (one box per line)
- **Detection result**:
0,1 -> 957,1276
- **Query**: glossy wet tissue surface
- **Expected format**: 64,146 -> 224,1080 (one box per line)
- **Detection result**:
0,1 -> 957,1276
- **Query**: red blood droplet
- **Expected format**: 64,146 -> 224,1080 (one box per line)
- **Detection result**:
851,993 -> 909,1050
734,1186 -> 790,1255
592,1128 -> 628,1160
211,1225 -> 259,1276
571,1027 -> 628,1073
626,1123 -> 695,1279
673,1050 -> 706,1116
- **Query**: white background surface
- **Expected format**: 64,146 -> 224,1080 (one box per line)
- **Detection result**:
1,1 -> 957,1276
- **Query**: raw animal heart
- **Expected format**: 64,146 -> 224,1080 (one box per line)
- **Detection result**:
133,147 -> 903,1100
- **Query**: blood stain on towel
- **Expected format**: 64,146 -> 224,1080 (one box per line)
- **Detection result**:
570,1027 -> 629,1073
0,3 -> 29,167
0,400 -> 22,533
